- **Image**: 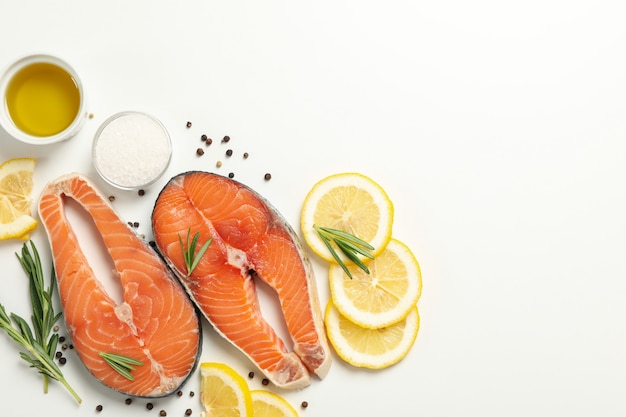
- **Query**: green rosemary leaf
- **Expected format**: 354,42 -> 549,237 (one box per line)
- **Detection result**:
99,352 -> 144,381
313,225 -> 375,279
179,229 -> 212,276
316,228 -> 354,279
189,238 -> 212,274
318,226 -> 375,250
335,239 -> 370,274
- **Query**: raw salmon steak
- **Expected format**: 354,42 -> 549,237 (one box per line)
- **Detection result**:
38,173 -> 201,397
152,171 -> 331,389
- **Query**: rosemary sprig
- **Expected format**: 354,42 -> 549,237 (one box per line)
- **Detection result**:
179,228 -> 212,276
0,241 -> 81,403
99,352 -> 144,381
313,225 -> 375,279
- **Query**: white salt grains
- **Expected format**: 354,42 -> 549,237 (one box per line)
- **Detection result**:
93,112 -> 171,189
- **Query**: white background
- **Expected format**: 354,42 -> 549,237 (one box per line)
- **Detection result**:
1,1 -> 625,415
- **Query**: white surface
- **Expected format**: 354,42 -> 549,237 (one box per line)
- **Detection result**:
1,1 -> 625,415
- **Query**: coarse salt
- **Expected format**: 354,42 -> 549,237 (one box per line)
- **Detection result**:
93,112 -> 171,189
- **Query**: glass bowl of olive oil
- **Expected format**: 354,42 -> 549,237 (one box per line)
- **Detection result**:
0,54 -> 87,145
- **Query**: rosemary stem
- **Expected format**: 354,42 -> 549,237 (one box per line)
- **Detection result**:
0,321 -> 82,403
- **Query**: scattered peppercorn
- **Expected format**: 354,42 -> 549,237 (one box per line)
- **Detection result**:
146,403 -> 154,410
201,134 -> 208,141
89,113 -> 95,119
177,390 -> 183,397
159,410 -> 167,416
96,405 -> 103,412
189,391 -> 195,397
55,351 -> 62,358
108,195 -> 115,202
69,344 -> 74,349
261,378 -> 269,386
59,336 -> 66,343
133,222 -> 139,228
225,149 -> 233,157
138,189 -> 146,196
216,161 -> 222,168
186,121 -> 192,128
206,138 -> 213,146
248,371 -> 254,379
301,401 -> 309,409
222,135 -> 230,143
196,148 -> 205,156
243,152 -> 249,159
62,343 -> 68,350
125,398 -> 132,405
185,409 -> 192,416
59,357 -> 67,365
228,172 -> 235,178
53,325 -> 59,332
264,173 -> 272,181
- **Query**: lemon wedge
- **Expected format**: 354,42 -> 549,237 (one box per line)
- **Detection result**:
200,362 -> 253,417
251,390 -> 299,417
329,238 -> 422,329
0,158 -> 37,240
300,172 -> 393,263
325,301 -> 420,369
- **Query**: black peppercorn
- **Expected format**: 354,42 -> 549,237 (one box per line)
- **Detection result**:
222,135 -> 230,143
185,409 -> 192,416
197,148 -> 205,156
243,152 -> 249,159
248,371 -> 254,379
59,357 -> 67,365
206,138 -> 213,145
138,189 -> 145,196
261,378 -> 269,386
186,121 -> 192,128
159,410 -> 167,416
228,172 -> 234,178
96,405 -> 103,412
125,398 -> 132,405
264,173 -> 272,181
146,403 -> 154,410
226,149 -> 233,157
201,134 -> 207,141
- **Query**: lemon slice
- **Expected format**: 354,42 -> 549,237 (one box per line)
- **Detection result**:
329,238 -> 421,328
300,172 -> 393,263
200,362 -> 253,417
251,390 -> 299,417
0,158 -> 37,240
325,301 -> 420,369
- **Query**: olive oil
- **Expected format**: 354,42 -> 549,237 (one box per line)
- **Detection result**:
5,62 -> 81,137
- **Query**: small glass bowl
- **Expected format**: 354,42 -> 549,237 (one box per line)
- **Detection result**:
92,111 -> 172,190
0,53 -> 87,145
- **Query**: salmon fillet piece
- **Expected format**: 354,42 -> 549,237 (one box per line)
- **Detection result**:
38,173 -> 201,397
152,172 -> 331,389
